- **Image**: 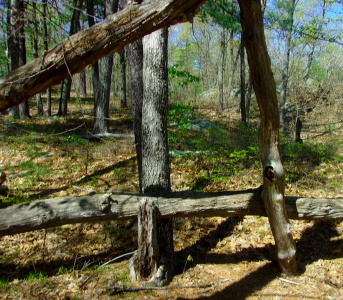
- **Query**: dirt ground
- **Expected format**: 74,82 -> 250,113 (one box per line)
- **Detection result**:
0,96 -> 342,299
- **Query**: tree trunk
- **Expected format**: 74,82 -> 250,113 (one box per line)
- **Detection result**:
32,1 -> 44,116
279,0 -> 296,134
42,0 -> 51,116
79,71 -> 87,97
1,190 -> 342,237
130,28 -> 174,287
58,0 -> 84,116
8,0 -> 28,118
217,27 -> 226,112
120,49 -> 127,108
0,0 -> 207,112
126,39 -> 144,190
93,0 -> 119,134
240,33 -> 246,123
238,0 -> 297,274
87,0 -> 100,112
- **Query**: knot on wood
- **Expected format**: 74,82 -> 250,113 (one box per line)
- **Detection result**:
99,194 -> 115,213
264,166 -> 275,182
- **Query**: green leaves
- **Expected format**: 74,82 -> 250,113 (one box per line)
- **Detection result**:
199,0 -> 240,31
168,63 -> 200,94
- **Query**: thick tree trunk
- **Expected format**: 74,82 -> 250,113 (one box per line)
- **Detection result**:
0,0 -> 207,112
130,28 -> 174,287
0,190 -> 342,237
238,0 -> 297,274
8,0 -> 29,118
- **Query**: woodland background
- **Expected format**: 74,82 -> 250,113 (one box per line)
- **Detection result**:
0,0 -> 343,298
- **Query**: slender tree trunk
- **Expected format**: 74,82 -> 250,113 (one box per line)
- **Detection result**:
279,0 -> 296,133
93,0 -> 119,134
42,0 -> 51,116
130,28 -> 174,287
238,0 -> 297,274
87,0 -> 100,110
227,33 -> 240,104
217,27 -> 226,112
119,0 -> 143,190
120,49 -> 127,108
58,0 -> 83,116
240,33 -> 246,123
246,72 -> 253,121
126,40 -> 144,190
79,71 -> 87,97
32,1 -> 43,116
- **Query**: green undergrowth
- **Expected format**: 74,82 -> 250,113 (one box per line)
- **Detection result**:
1,104 -> 342,207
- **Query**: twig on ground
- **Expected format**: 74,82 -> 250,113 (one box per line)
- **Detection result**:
106,279 -> 231,293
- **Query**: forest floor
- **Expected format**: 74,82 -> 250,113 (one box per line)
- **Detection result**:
0,94 -> 343,299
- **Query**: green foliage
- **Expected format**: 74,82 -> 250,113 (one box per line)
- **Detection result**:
199,0 -> 240,30
281,140 -> 341,165
168,63 -> 200,95
60,135 -> 87,145
168,102 -> 193,129
27,272 -> 45,283
309,58 -> 327,82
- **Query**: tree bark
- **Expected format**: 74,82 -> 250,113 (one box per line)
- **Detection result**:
58,0 -> 84,116
0,0 -> 207,112
120,49 -> 127,108
0,190 -> 342,237
125,38 -> 144,190
238,0 -> 297,274
239,33 -> 246,123
42,0 -> 52,116
8,0 -> 29,118
217,27 -> 226,112
93,0 -> 119,134
130,28 -> 174,287
32,1 -> 44,116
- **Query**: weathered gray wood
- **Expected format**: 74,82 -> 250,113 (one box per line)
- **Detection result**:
130,197 -> 159,283
239,0 -> 297,274
0,190 -> 342,237
0,0 -> 207,112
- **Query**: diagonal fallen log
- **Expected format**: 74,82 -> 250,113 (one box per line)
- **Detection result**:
0,0 -> 207,112
0,189 -> 342,237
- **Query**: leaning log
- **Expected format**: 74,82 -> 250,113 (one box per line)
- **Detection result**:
0,0 -> 207,112
0,189 -> 342,237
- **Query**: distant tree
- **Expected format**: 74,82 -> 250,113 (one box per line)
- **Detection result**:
42,0 -> 52,116
8,0 -> 29,118
58,0 -> 84,116
31,1 -> 43,116
199,0 -> 240,112
93,0 -> 119,134
119,48 -> 127,108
